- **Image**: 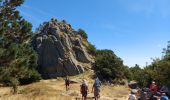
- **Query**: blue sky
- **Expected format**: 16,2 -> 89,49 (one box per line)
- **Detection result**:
18,0 -> 170,67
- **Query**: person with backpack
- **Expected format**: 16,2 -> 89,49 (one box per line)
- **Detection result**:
65,76 -> 70,91
80,79 -> 89,100
128,89 -> 137,100
150,81 -> 158,94
140,88 -> 148,100
160,84 -> 170,97
92,77 -> 101,100
149,81 -> 158,100
160,92 -> 169,100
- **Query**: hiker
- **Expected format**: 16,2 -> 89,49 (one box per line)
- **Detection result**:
92,77 -> 101,100
65,76 -> 70,91
160,84 -> 170,97
160,92 -> 169,100
149,81 -> 158,100
128,89 -> 137,100
80,79 -> 89,100
150,81 -> 158,94
139,88 -> 148,100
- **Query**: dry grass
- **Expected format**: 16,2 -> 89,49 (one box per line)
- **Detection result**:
0,73 -> 130,100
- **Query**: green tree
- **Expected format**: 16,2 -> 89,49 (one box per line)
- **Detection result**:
129,64 -> 141,80
130,41 -> 170,88
122,65 -> 132,80
129,64 -> 149,87
162,41 -> 170,61
0,0 -> 41,94
146,59 -> 170,88
93,49 -> 126,80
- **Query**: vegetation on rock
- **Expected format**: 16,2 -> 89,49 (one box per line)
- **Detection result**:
77,29 -> 88,39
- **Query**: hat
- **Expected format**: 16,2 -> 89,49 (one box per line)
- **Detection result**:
160,90 -> 166,93
131,89 -> 138,94
82,79 -> 88,85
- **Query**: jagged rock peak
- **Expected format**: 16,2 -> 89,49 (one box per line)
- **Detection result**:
36,18 -> 75,35
32,18 -> 92,78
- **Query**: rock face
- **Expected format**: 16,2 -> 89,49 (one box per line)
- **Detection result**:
32,19 -> 92,78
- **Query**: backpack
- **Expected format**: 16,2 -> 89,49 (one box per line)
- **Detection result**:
94,79 -> 101,88
81,84 -> 88,93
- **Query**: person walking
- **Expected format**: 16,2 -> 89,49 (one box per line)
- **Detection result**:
160,84 -> 169,97
92,77 -> 101,100
80,79 -> 89,100
65,76 -> 70,91
160,92 -> 169,100
149,81 -> 158,100
150,81 -> 158,93
128,90 -> 137,100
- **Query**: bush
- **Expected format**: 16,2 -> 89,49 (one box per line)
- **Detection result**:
87,43 -> 96,55
93,49 -> 125,80
128,42 -> 170,88
19,69 -> 41,84
62,19 -> 67,23
77,29 -> 88,39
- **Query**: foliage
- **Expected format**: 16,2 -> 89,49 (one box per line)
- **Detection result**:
86,42 -> 96,55
128,41 -> 170,89
121,65 -> 132,80
93,49 -> 128,81
145,60 -> 170,88
77,29 -> 88,39
61,19 -> 67,23
0,0 -> 41,93
129,64 -> 141,81
162,41 -> 170,61
129,64 -> 151,87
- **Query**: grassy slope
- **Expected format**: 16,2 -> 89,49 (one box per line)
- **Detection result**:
0,72 -> 129,100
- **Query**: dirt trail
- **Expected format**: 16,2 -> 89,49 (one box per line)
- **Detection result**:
0,74 -> 130,100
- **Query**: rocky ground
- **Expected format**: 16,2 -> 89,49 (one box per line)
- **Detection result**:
0,73 -> 129,100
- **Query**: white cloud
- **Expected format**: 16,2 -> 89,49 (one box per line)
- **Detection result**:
22,5 -> 52,16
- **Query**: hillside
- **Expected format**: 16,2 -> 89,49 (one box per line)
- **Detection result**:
0,72 -> 129,100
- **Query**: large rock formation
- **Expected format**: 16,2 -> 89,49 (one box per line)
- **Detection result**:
32,18 -> 93,78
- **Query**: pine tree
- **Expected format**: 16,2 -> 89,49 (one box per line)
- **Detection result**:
0,0 -> 41,94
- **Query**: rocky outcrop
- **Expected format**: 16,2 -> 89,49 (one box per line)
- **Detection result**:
32,18 -> 92,78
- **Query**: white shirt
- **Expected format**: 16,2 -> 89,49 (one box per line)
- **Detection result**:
129,94 -> 137,100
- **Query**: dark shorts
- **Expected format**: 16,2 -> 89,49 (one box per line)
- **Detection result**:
66,82 -> 69,86
94,88 -> 100,97
82,91 -> 88,97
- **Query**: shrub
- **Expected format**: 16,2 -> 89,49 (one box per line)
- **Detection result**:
93,49 -> 125,80
87,42 -> 96,55
77,29 -> 88,39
